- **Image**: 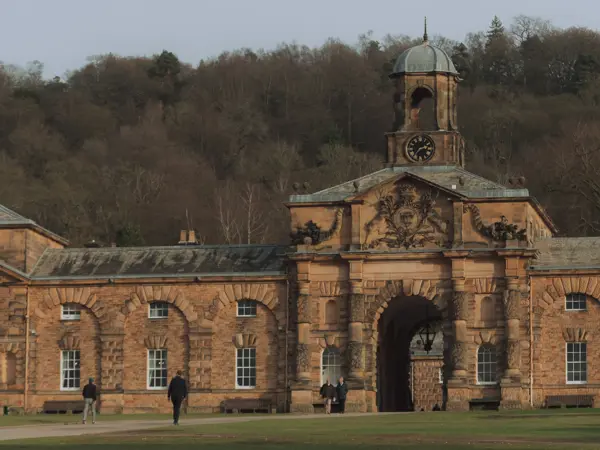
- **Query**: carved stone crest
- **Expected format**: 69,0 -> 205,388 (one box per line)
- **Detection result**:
296,343 -> 310,373
364,184 -> 449,250
464,205 -> 527,242
347,341 -> 364,370
297,294 -> 311,323
349,294 -> 365,323
503,290 -> 521,320
291,209 -> 343,249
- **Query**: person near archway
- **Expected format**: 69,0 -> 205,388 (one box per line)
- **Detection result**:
319,379 -> 336,414
82,377 -> 97,425
168,370 -> 187,425
336,377 -> 348,414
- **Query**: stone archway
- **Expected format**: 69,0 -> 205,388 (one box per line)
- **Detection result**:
364,279 -> 450,412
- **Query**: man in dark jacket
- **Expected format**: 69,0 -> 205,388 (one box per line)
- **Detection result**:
167,370 -> 187,425
336,377 -> 348,414
319,379 -> 336,414
82,377 -> 97,424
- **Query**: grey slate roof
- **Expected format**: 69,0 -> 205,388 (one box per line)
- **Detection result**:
391,42 -> 459,76
31,245 -> 288,279
0,204 -> 29,222
531,238 -> 600,270
288,165 -> 529,203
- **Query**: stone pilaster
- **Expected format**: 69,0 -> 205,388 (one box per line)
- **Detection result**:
189,332 -> 212,390
446,279 -> 472,411
295,282 -> 311,384
502,284 -> 522,381
348,281 -> 365,383
100,334 -> 124,391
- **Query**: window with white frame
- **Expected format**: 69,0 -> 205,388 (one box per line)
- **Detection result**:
236,348 -> 256,388
60,350 -> 80,390
566,293 -> 586,311
149,302 -> 169,319
477,345 -> 497,385
237,300 -> 257,318
321,347 -> 342,385
147,349 -> 168,389
61,304 -> 81,321
566,342 -> 587,384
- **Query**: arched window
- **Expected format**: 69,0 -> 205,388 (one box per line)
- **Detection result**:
477,345 -> 497,385
566,293 -> 586,311
480,297 -> 496,323
325,300 -> 337,325
410,87 -> 436,131
321,348 -> 341,385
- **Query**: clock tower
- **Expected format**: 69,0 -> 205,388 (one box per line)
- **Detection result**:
386,20 -> 465,167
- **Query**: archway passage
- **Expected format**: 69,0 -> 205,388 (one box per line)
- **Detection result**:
376,295 -> 443,412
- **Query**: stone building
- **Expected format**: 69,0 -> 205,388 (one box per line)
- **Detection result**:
1,32 -> 600,414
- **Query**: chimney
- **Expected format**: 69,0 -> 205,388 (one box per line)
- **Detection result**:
178,230 -> 187,245
188,230 -> 197,244
84,240 -> 101,248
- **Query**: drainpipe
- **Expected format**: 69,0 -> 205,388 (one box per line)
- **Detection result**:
529,278 -> 534,408
284,269 -> 290,413
24,287 -> 30,412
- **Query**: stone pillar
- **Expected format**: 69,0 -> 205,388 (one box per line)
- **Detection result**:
295,282 -> 311,384
500,280 -> 524,409
290,281 -> 314,413
348,282 -> 365,384
99,334 -> 125,413
446,279 -> 472,411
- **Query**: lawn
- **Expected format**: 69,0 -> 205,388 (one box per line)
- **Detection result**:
2,409 -> 600,449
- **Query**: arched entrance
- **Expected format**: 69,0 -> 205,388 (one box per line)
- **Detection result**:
376,295 -> 444,412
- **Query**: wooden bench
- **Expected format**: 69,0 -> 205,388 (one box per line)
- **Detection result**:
42,400 -> 86,414
545,395 -> 594,408
469,398 -> 500,411
221,398 -> 273,414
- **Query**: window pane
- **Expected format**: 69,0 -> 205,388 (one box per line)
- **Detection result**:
147,349 -> 168,388
236,348 -> 257,388
477,346 -> 497,384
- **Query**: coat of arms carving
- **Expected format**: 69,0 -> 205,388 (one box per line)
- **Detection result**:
363,183 -> 449,250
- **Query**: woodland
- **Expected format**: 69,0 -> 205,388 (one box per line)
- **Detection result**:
1,15 -> 600,246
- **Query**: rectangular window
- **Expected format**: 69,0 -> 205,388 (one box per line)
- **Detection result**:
566,342 -> 587,384
236,348 -> 256,389
60,350 -> 80,390
566,294 -> 586,311
149,302 -> 169,319
61,304 -> 81,321
439,367 -> 444,384
237,300 -> 257,318
147,349 -> 168,389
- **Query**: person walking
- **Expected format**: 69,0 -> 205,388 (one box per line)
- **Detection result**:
319,379 -> 336,414
82,377 -> 97,424
336,376 -> 348,414
167,370 -> 187,425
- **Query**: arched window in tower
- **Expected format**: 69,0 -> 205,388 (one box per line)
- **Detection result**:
321,347 -> 341,385
480,297 -> 496,324
325,300 -> 338,325
410,87 -> 436,131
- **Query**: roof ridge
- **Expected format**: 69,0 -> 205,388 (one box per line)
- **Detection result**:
311,167 -> 392,196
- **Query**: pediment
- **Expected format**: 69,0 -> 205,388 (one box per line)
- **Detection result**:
358,176 -> 456,250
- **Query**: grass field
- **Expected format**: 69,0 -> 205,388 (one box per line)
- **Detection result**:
0,413 -> 224,427
2,409 -> 600,449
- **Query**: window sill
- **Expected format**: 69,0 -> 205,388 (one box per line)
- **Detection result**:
235,386 -> 256,390
60,388 -> 80,392
147,387 -> 168,391
60,318 -> 81,322
566,381 -> 588,385
476,382 -> 498,386
236,316 -> 257,319
565,310 -> 587,312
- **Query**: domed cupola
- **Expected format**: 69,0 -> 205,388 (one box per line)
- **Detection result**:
385,18 -> 464,168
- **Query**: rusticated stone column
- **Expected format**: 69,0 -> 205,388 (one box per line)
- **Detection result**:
295,282 -> 312,383
348,281 -> 365,382
449,282 -> 472,383
189,332 -> 212,390
503,285 -> 522,381
100,334 -> 125,391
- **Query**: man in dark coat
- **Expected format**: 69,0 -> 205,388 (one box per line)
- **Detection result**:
319,379 -> 336,414
336,377 -> 348,414
167,370 -> 187,425
82,377 -> 97,424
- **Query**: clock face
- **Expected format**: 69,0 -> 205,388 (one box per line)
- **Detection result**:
406,135 -> 436,162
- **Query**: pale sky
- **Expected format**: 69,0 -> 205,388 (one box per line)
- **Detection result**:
2,0 -> 599,79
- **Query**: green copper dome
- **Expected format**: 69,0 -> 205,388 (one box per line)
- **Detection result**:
390,41 -> 459,77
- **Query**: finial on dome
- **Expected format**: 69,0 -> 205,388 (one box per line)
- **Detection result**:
423,17 -> 428,43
